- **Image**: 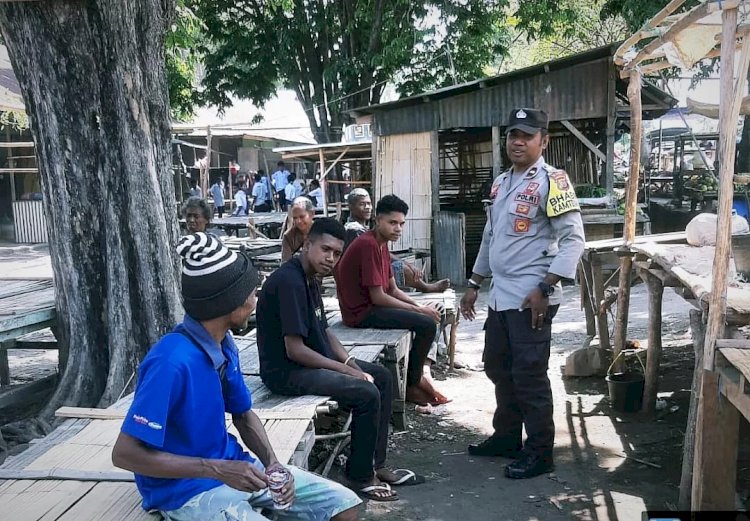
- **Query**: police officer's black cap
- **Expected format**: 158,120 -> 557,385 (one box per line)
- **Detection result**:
506,108 -> 548,135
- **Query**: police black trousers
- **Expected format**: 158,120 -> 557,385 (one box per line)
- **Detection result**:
263,360 -> 393,481
483,306 -> 559,457
360,306 -> 437,387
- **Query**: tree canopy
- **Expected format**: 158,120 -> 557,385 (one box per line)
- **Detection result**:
186,0 -> 510,142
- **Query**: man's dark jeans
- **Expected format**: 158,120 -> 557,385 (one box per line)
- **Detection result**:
263,360 -> 392,482
359,306 -> 437,387
483,305 -> 559,457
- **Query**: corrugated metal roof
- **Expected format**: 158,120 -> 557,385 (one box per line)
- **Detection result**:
353,45 -> 618,115
356,44 -> 676,136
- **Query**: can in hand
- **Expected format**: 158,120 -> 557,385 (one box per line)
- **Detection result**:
266,466 -> 292,510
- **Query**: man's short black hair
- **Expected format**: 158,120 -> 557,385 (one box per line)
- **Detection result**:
288,172 -> 297,181
308,217 -> 346,243
310,179 -> 320,188
277,160 -> 285,166
376,194 -> 409,216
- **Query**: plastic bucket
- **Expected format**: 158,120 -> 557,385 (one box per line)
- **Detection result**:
606,372 -> 645,412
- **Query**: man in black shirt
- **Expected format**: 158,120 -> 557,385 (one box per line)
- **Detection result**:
257,218 -> 424,502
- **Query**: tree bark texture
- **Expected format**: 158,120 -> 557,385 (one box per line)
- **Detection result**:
0,1 -> 181,413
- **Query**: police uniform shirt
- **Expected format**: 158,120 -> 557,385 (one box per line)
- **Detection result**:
472,156 -> 585,311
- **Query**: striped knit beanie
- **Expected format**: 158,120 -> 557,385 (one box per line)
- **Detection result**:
176,233 -> 259,320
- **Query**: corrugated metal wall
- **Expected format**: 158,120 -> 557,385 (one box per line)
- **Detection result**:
13,200 -> 47,243
434,211 -> 466,283
374,58 -> 609,136
374,132 -> 432,251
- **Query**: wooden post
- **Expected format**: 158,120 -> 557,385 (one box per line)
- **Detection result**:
693,7 -> 747,510
691,366 -> 740,510
679,309 -> 704,510
703,6 -> 749,372
201,126 -> 211,201
431,131 -> 440,280
591,256 -> 611,350
579,261 -> 597,338
228,159 -> 234,214
612,69 -> 642,367
6,128 -> 16,202
605,60 -> 617,195
492,126 -> 503,179
319,148 -> 328,217
640,270 -> 663,414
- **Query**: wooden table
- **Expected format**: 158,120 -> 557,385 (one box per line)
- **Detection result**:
197,213 -> 288,238
327,322 -> 412,431
578,231 -> 687,351
409,289 -> 460,369
0,279 -> 57,385
222,237 -> 281,258
624,241 -> 750,508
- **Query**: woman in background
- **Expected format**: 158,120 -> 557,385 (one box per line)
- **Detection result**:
281,197 -> 315,262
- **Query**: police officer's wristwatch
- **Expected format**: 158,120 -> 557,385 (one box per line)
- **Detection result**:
538,281 -> 555,298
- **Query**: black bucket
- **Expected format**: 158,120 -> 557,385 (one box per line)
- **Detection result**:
606,372 -> 645,412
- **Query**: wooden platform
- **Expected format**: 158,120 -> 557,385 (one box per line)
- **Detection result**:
0,300 -> 403,519
222,237 -> 281,259
327,320 -> 411,431
578,231 -> 688,350
0,279 -> 57,385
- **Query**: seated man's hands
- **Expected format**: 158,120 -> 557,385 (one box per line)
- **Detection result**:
416,302 -> 441,323
343,365 -> 375,384
265,462 -> 296,506
215,459 -> 268,492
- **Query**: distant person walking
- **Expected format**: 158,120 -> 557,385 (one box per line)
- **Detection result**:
233,186 -> 248,216
189,179 -> 202,199
273,161 -> 291,212
209,179 -> 225,218
252,172 -> 272,213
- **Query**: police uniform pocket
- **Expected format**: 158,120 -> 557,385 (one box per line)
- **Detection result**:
507,192 -> 541,237
506,210 -> 538,237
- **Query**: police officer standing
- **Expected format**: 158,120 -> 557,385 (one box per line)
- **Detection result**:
460,108 -> 585,479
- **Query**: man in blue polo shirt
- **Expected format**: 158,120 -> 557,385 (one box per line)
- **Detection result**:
112,232 -> 360,520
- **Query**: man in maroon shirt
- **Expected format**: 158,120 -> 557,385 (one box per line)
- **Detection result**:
335,194 -> 448,406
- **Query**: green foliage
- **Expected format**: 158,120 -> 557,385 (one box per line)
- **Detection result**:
497,0 -> 627,73
165,1 -> 202,122
187,0 -> 511,141
0,110 -> 28,131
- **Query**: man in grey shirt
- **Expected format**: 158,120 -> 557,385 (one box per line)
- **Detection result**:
460,108 -> 585,479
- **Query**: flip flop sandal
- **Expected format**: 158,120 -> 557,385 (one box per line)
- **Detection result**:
358,483 -> 399,502
387,469 -> 427,486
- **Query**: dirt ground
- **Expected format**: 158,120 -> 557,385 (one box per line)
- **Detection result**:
3,244 -> 750,519
322,284 -> 748,520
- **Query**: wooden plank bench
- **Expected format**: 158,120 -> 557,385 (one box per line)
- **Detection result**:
0,330 -> 348,520
409,289 -> 460,368
325,321 -> 412,431
0,279 -> 57,385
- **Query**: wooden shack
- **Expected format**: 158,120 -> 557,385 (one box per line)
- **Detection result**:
350,44 -> 676,276
0,45 -> 45,244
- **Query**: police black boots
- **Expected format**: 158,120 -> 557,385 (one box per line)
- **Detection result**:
467,436 -> 522,458
504,452 -> 554,479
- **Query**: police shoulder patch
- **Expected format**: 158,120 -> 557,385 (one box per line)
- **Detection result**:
545,168 -> 580,217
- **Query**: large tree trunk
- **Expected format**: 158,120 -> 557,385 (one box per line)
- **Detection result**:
0,1 -> 181,415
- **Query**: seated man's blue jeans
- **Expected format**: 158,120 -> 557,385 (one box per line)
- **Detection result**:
359,306 -> 437,387
264,360 -> 393,482
161,461 -> 361,521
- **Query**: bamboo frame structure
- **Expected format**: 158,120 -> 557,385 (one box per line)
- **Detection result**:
615,0 -> 750,510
